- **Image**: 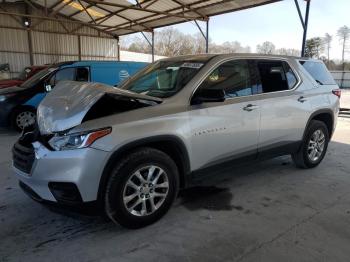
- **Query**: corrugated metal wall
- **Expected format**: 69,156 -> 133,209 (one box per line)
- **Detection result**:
32,32 -> 79,65
0,28 -> 30,75
81,36 -> 118,59
0,3 -> 118,78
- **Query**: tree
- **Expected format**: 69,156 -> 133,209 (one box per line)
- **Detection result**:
121,27 -> 252,56
305,37 -> 324,58
155,28 -> 188,56
256,41 -> 275,54
323,33 -> 332,65
210,41 -> 250,54
337,25 -> 350,70
275,48 -> 300,56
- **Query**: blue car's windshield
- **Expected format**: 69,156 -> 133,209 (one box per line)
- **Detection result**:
20,67 -> 57,89
119,57 -> 212,98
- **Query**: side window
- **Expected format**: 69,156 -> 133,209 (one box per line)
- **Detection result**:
198,60 -> 253,98
54,68 -> 76,84
284,62 -> 298,89
76,67 -> 89,81
299,61 -> 336,85
256,60 -> 295,93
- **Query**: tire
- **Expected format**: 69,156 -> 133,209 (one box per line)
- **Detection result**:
11,107 -> 36,131
292,120 -> 329,169
104,147 -> 179,229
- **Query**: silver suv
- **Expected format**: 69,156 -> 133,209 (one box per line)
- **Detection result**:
12,54 -> 340,228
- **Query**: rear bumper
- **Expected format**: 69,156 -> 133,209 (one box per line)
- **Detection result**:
13,142 -> 110,203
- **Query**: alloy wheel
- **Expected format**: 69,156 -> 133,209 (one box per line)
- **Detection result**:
122,165 -> 169,217
307,129 -> 326,162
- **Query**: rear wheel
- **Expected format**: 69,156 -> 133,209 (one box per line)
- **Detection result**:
292,120 -> 329,168
12,107 -> 36,131
104,148 -> 179,229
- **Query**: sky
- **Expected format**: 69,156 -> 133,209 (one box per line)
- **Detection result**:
149,0 -> 349,60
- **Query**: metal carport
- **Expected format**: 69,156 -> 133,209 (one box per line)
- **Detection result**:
0,0 -> 312,62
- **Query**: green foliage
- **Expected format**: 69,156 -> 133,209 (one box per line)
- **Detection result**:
305,37 -> 325,58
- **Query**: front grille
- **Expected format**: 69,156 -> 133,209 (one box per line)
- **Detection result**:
12,142 -> 35,174
12,124 -> 54,174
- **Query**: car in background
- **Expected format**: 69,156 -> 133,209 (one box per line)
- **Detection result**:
0,60 -> 147,130
0,65 -> 47,89
0,63 -> 11,81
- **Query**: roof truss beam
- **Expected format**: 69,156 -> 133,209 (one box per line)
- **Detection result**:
80,0 -> 152,31
171,0 -> 207,19
0,5 -> 24,27
77,0 -> 96,24
83,0 -> 204,21
110,0 -> 219,31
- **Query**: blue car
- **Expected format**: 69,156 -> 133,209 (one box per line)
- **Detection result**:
0,61 -> 147,130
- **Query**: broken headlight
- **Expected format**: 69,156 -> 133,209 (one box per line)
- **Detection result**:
48,127 -> 111,151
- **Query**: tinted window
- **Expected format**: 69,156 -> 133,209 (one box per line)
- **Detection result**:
257,61 -> 291,93
284,62 -> 298,89
198,60 -> 254,98
55,68 -> 76,84
76,67 -> 89,81
299,61 -> 336,85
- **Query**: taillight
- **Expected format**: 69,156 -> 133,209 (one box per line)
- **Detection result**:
332,89 -> 341,98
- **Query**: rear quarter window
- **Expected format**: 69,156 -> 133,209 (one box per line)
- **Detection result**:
299,60 -> 336,85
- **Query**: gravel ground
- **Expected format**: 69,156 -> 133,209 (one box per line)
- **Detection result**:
0,116 -> 350,262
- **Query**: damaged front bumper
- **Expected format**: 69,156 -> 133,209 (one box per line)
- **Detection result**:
13,141 -> 110,204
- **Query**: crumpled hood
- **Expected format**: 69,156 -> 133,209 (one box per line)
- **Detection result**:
37,81 -> 162,134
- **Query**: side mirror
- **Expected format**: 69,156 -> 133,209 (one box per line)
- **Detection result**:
45,84 -> 52,92
192,88 -> 226,104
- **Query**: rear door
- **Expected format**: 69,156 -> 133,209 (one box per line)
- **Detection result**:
253,59 -> 311,153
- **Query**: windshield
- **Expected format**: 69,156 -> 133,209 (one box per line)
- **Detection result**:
20,67 -> 57,89
119,59 -> 207,98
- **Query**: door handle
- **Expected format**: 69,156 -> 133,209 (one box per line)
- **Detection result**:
243,104 -> 259,111
298,96 -> 307,103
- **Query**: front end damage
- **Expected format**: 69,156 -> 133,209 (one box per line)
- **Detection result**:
37,81 -> 162,135
12,81 -> 162,204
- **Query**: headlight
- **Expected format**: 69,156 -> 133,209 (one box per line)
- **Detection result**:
0,95 -> 5,102
0,94 -> 14,102
48,127 -> 111,151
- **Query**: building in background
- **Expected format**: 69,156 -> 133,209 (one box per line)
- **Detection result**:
0,2 -> 165,79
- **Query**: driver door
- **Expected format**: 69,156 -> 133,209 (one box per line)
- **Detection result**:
189,59 -> 261,171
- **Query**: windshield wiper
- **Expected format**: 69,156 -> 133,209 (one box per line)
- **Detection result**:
315,79 -> 324,85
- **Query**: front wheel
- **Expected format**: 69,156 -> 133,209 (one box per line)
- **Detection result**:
104,148 -> 179,229
292,120 -> 329,168
12,107 -> 36,131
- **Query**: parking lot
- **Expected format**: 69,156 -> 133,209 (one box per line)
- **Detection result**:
0,92 -> 349,262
